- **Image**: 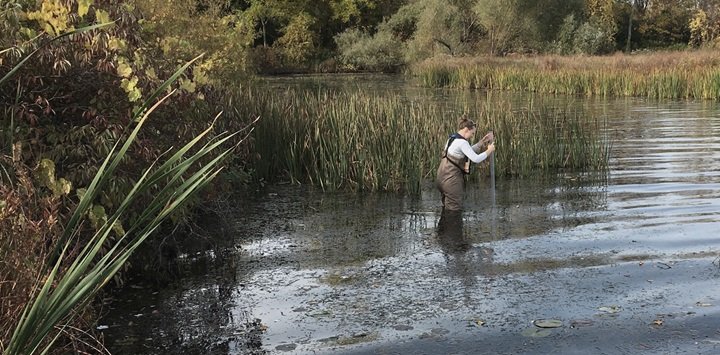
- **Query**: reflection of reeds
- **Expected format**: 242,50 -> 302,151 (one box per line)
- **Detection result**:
243,89 -> 608,193
413,51 -> 720,100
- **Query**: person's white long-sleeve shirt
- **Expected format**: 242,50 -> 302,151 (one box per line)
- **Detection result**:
445,139 -> 488,163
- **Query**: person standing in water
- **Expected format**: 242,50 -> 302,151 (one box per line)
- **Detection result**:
436,115 -> 495,211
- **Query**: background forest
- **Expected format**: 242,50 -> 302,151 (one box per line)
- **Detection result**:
106,0 -> 720,73
3,0 -> 720,353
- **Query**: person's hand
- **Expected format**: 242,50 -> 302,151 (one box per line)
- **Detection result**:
482,132 -> 494,144
487,142 -> 495,154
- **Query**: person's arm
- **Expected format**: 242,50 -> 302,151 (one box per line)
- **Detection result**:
471,132 -> 494,153
460,140 -> 488,163
471,141 -> 486,154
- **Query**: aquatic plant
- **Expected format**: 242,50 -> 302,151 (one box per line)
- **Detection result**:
412,51 -> 720,100
235,88 -> 608,193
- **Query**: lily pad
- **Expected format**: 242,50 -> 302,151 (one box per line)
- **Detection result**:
570,319 -> 594,328
598,305 -> 621,313
521,327 -> 552,338
533,319 -> 563,328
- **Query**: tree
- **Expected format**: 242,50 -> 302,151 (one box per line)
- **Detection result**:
552,12 -> 616,55
333,0 -> 414,71
585,0 -> 618,47
530,0 -> 585,42
274,12 -> 317,66
242,0 -> 292,47
689,0 -> 720,46
473,0 -> 539,55
637,0 -> 693,47
406,0 -> 463,60
135,0 -> 254,83
379,2 -> 422,42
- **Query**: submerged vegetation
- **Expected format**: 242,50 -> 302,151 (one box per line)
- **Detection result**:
242,89 -> 609,193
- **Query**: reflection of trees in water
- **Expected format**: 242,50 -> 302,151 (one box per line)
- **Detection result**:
104,246 -> 264,354
283,189 -> 430,267
462,175 -> 608,243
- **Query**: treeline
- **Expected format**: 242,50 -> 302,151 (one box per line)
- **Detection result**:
5,1 -> 714,77
181,0 -> 720,73
333,0 -> 720,71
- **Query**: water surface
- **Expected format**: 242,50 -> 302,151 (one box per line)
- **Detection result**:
102,76 -> 720,354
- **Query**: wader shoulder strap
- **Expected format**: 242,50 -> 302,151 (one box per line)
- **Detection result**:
443,133 -> 469,174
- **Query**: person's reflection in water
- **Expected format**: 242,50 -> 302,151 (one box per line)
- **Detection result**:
437,209 -> 470,254
436,209 -> 494,305
436,209 -> 474,301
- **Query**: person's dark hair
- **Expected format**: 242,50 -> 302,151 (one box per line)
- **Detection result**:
457,115 -> 476,130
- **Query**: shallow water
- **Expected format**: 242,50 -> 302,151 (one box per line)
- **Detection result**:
102,80 -> 720,354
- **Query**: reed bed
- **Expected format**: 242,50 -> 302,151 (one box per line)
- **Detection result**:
235,88 -> 608,193
413,50 -> 720,100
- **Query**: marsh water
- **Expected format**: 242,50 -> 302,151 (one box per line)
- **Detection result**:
102,75 -> 720,354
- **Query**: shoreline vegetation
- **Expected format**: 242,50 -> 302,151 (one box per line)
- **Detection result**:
243,88 -> 609,193
411,50 -> 720,100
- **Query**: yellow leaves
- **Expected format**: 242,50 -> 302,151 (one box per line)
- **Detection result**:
108,37 -> 127,51
116,57 -> 133,78
37,159 -> 57,191
25,0 -> 107,36
88,204 -> 125,236
120,76 -> 142,102
19,27 -> 38,41
88,204 -> 106,231
192,60 -> 212,85
26,0 -> 73,36
689,10 -> 712,46
145,67 -> 158,80
54,178 -> 72,196
79,195 -> 125,236
78,0 -> 94,18
160,38 -> 174,55
179,78 -> 196,93
36,158 -> 73,198
117,54 -> 142,101
95,9 -> 111,25
117,55 -> 142,101
112,220 -> 126,236
133,51 -> 145,67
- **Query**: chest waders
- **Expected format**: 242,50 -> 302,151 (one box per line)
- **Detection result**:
436,133 -> 470,211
